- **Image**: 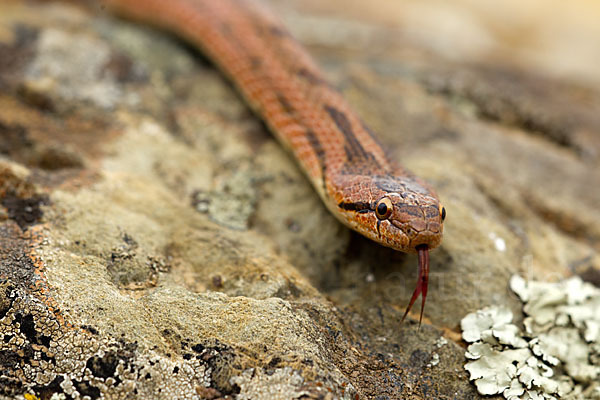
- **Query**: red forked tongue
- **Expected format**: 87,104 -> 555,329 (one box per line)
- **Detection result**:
401,244 -> 429,326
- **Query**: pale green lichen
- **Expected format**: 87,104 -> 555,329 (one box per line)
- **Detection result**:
462,275 -> 600,400
435,336 -> 448,348
428,352 -> 440,367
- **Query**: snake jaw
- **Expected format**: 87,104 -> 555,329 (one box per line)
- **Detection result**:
401,244 -> 429,326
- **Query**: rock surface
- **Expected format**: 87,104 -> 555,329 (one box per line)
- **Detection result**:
0,0 -> 599,399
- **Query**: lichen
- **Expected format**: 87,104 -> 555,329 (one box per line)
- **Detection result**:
462,275 -> 600,400
230,367 -> 309,400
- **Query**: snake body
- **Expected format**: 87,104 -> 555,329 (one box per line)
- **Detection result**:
106,0 -> 445,323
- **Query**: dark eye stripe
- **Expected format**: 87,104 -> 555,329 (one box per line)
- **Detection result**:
338,201 -> 371,212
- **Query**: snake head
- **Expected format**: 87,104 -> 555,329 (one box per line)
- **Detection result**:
333,173 -> 444,325
334,174 -> 445,254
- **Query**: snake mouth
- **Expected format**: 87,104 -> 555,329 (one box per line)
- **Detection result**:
401,244 -> 429,326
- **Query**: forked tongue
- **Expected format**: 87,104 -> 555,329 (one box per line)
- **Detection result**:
401,244 -> 429,326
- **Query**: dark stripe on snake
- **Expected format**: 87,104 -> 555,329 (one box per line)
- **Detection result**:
338,201 -> 372,213
277,94 -> 293,114
249,56 -> 262,68
276,94 -> 327,190
324,105 -> 380,168
269,25 -> 288,37
398,205 -> 424,218
297,68 -> 328,87
305,129 -> 327,190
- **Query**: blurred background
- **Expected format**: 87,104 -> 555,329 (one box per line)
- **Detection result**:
266,0 -> 600,89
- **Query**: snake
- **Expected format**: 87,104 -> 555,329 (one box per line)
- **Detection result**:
105,0 -> 446,324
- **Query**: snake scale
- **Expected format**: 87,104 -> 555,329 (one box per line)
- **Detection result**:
106,0 -> 446,324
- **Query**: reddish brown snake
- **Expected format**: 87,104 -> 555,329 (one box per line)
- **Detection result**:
106,0 -> 446,324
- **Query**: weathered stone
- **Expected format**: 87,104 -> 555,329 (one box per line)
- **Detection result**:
0,1 -> 598,399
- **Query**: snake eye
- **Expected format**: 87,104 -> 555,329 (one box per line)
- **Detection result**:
440,205 -> 446,221
375,197 -> 393,220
